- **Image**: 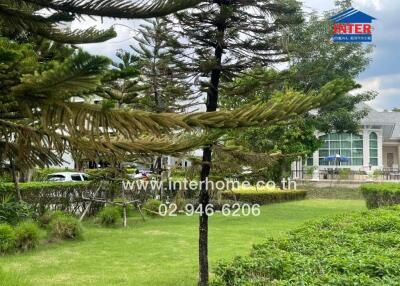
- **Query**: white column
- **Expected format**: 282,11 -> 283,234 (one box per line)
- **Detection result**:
397,145 -> 400,170
312,150 -> 319,180
363,129 -> 370,172
378,131 -> 383,169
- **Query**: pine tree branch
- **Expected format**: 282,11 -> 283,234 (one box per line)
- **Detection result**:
0,2 -> 117,43
23,0 -> 204,19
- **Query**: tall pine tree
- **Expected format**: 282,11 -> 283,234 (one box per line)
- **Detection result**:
172,1 -> 303,284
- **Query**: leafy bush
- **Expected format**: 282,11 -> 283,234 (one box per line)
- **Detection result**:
0,196 -> 33,225
14,221 -> 40,251
144,199 -> 162,217
212,205 -> 400,285
38,210 -> 65,228
222,187 -> 306,205
0,223 -> 16,254
339,168 -> 351,179
98,206 -> 121,226
361,183 -> 400,209
113,198 -> 135,217
50,214 -> 83,240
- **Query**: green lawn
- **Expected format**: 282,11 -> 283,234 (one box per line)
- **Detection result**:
0,199 -> 365,286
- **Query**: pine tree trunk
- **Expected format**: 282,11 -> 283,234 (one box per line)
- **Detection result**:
199,4 -> 226,284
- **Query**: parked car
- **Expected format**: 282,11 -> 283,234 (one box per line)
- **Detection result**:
47,172 -> 89,182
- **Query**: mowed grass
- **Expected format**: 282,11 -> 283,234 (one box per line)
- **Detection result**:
0,199 -> 365,286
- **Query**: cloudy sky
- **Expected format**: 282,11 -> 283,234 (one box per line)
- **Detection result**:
73,0 -> 398,111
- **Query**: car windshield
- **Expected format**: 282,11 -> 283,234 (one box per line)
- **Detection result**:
47,175 -> 65,181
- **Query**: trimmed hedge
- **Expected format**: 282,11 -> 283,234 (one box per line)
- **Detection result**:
0,182 -> 103,214
222,188 -> 307,205
212,205 -> 400,285
306,186 -> 363,200
361,183 -> 400,209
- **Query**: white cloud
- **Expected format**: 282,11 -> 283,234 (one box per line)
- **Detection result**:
354,0 -> 383,11
356,74 -> 400,111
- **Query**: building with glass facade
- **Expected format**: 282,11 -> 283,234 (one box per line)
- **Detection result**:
294,104 -> 400,175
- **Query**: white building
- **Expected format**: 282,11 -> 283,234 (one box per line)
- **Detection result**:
293,104 -> 400,178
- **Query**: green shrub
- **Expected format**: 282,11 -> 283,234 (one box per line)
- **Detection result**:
0,223 -> 16,254
144,199 -> 161,217
113,198 -> 135,217
361,183 -> 400,209
98,206 -> 121,227
0,196 -> 33,225
339,168 -> 351,179
221,188 -> 307,205
14,221 -> 40,251
212,205 -> 400,285
50,214 -> 83,240
38,210 -> 65,228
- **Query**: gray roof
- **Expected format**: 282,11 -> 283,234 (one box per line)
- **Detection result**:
360,103 -> 400,140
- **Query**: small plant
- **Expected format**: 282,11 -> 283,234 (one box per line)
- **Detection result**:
50,214 -> 83,240
0,196 -> 33,225
15,221 -> 40,251
0,223 -> 16,254
38,210 -> 64,228
339,168 -> 351,180
144,199 -> 162,217
373,169 -> 382,179
306,166 -> 316,177
113,198 -> 135,217
98,206 -> 121,227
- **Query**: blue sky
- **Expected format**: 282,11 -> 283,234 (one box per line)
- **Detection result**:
74,0 -> 399,111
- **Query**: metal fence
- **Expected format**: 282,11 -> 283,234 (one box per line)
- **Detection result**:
292,168 -> 400,181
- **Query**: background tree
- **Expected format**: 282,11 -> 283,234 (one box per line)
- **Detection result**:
219,3 -> 376,182
132,18 -> 193,113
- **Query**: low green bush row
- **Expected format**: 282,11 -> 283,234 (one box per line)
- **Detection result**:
305,186 -> 363,200
361,183 -> 400,209
212,205 -> 400,285
221,189 -> 307,205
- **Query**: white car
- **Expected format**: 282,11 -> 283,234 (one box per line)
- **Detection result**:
47,172 -> 89,182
